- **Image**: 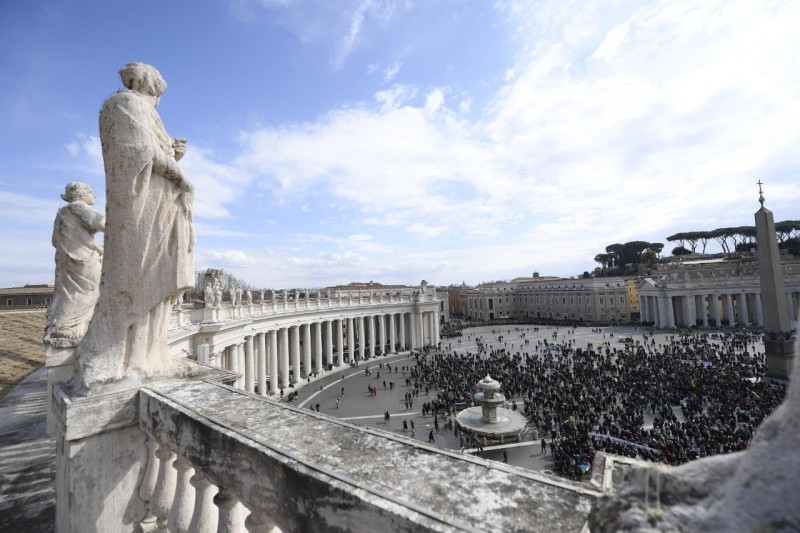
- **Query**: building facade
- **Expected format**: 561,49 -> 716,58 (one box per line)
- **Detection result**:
638,254 -> 800,329
462,275 -> 636,323
0,284 -> 54,308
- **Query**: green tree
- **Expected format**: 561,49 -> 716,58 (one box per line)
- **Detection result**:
775,220 -> 800,244
666,232 -> 686,250
672,246 -> 691,256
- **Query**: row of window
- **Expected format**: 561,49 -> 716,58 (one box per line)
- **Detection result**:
5,298 -> 50,305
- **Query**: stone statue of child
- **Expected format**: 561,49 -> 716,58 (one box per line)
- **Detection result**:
45,182 -> 105,348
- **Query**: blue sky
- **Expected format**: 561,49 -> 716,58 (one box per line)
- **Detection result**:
2,0 -> 799,290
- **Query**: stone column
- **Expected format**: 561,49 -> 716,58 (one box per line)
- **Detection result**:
302,323 -> 311,378
335,319 -> 344,366
347,317 -> 355,363
724,294 -> 735,326
389,314 -> 397,354
229,345 -> 240,389
433,310 -> 440,346
686,294 -> 697,327
357,316 -> 366,360
651,297 -> 660,328
368,316 -> 376,358
268,330 -> 278,394
244,335 -> 255,393
710,294 -> 720,326
290,325 -> 300,384
238,343 -> 246,388
416,311 -> 425,347
739,292 -> 750,325
325,320 -> 333,367
663,296 -> 676,329
399,313 -> 406,351
410,312 -> 418,349
314,322 -> 323,372
378,315 -> 386,354
697,294 -> 708,327
754,292 -> 764,327
257,332 -> 266,396
279,327 -> 289,389
638,296 -> 646,323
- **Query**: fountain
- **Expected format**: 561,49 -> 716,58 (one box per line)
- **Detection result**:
456,375 -> 527,443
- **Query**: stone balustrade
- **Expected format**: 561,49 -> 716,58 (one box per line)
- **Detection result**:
54,370 -> 600,532
192,289 -> 428,323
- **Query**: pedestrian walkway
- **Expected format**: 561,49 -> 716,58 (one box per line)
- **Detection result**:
0,366 -> 54,533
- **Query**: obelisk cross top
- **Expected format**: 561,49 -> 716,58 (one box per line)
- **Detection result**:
757,180 -> 765,208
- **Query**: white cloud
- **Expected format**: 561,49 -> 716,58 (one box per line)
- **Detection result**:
64,134 -> 104,176
374,84 -> 418,112
591,22 -> 629,62
180,146 -> 251,219
333,0 -> 373,68
407,223 -> 448,238
0,191 -> 62,224
423,88 -> 445,115
241,0 -> 401,69
383,61 -> 402,82
228,0 -> 800,286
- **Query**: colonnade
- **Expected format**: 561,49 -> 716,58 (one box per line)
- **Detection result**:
207,310 -> 440,394
639,290 -> 800,329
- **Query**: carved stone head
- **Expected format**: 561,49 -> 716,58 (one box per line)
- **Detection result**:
118,62 -> 167,97
61,182 -> 95,204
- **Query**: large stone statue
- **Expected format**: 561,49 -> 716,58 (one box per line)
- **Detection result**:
213,278 -> 223,308
230,286 -> 239,307
203,284 -> 214,308
45,182 -> 105,348
76,62 -> 195,390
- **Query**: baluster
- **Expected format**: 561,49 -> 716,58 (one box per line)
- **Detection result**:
245,508 -> 283,533
167,456 -> 195,533
138,436 -> 161,532
214,486 -> 248,533
189,472 -> 219,533
152,445 -> 177,532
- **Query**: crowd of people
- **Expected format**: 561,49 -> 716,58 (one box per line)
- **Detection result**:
440,319 -> 483,338
411,326 -> 786,477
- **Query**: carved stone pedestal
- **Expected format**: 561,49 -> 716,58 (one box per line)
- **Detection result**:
764,338 -> 795,380
45,347 -> 76,435
53,384 -> 147,533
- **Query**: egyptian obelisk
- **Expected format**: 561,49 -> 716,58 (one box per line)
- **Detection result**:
755,181 -> 794,379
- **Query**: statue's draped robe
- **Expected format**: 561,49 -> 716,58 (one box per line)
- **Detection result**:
45,202 -> 104,348
78,89 -> 194,387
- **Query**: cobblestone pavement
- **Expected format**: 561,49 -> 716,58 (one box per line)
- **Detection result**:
0,310 -> 47,401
